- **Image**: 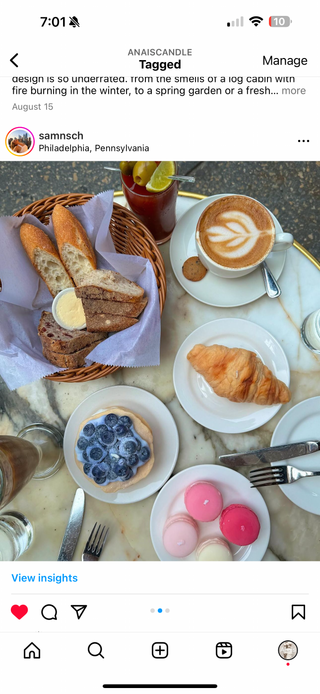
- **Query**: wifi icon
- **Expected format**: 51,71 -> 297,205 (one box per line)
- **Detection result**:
249,16 -> 264,26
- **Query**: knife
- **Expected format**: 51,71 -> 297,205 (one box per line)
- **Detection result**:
58,488 -> 85,561
219,441 -> 320,467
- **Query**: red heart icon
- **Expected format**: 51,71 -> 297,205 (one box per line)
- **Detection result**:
11,604 -> 28,620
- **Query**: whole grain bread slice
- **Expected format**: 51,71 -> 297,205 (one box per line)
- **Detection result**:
82,296 -> 148,318
85,312 -> 138,333
75,269 -> 144,302
38,311 -> 105,354
42,340 -> 103,368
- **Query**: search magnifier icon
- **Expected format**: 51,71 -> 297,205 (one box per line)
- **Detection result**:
88,642 -> 104,658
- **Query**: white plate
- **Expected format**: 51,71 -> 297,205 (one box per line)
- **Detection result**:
150,464 -> 270,561
173,318 -> 290,434
63,386 -> 179,504
170,194 -> 286,308
271,397 -> 320,515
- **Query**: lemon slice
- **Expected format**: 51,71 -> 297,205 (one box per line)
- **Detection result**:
146,161 -> 175,192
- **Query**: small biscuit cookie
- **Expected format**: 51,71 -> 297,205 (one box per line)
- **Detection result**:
182,256 -> 207,282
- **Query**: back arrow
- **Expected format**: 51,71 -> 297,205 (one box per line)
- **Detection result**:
10,53 -> 18,68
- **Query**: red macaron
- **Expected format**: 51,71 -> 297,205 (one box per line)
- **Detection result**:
219,504 -> 260,546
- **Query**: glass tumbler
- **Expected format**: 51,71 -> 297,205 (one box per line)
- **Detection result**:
0,511 -> 33,561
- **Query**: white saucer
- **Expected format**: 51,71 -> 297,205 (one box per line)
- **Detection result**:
150,464 -> 270,561
170,194 -> 286,308
271,397 -> 320,515
173,318 -> 290,434
63,386 -> 179,504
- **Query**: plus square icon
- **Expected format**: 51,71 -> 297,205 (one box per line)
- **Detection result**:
152,642 -> 168,659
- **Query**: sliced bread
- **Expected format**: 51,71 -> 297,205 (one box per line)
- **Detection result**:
52,204 -> 97,286
42,340 -> 103,368
20,223 -> 74,297
85,312 -> 138,333
82,296 -> 148,318
75,269 -> 144,302
38,311 -> 106,354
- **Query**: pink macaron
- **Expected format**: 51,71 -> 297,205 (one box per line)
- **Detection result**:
163,514 -> 199,558
184,481 -> 223,522
219,504 -> 260,546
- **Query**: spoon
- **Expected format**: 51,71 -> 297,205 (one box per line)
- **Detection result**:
103,166 -> 195,183
260,260 -> 281,298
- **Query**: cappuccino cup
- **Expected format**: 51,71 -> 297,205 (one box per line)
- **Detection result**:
196,194 -> 293,279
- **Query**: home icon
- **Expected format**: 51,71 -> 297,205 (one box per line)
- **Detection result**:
24,642 -> 41,659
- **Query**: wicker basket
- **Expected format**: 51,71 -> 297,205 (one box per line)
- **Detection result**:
14,193 -> 166,383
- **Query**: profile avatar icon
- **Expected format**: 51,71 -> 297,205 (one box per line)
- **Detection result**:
278,640 -> 298,660
5,127 -> 35,156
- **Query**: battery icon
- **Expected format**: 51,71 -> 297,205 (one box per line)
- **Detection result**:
269,16 -> 292,27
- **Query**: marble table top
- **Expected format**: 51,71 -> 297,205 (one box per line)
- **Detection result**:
1,193 -> 320,562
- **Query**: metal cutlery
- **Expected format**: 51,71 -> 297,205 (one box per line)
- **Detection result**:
250,464 -> 320,488
219,440 -> 320,467
260,260 -> 281,298
57,488 -> 85,561
82,523 -> 109,561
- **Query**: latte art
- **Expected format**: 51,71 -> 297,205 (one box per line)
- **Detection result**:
198,196 -> 275,269
206,211 -> 272,259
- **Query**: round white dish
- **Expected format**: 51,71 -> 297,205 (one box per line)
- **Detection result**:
170,194 -> 286,308
63,386 -> 179,504
271,396 -> 320,515
52,288 -> 86,330
173,318 -> 290,434
150,464 -> 270,561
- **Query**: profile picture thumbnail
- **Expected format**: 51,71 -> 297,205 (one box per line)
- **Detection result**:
5,127 -> 35,156
278,640 -> 298,660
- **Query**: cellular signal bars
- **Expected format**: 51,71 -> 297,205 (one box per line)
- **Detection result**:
227,17 -> 244,27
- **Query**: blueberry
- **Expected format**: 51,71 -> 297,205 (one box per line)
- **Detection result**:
134,437 -> 142,452
82,450 -> 89,463
128,454 -> 139,466
92,465 -> 108,485
88,445 -> 104,462
114,462 -> 134,481
104,413 -> 119,428
83,423 -> 95,438
112,459 -> 127,475
139,446 -> 150,462
119,415 -> 132,427
99,428 -> 116,447
77,437 -> 88,451
119,437 -> 138,457
83,462 -> 92,476
114,423 -> 128,438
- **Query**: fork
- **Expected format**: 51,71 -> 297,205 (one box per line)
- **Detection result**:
82,523 -> 109,561
250,465 -> 320,488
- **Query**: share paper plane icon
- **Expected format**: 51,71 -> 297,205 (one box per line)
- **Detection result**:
71,605 -> 87,620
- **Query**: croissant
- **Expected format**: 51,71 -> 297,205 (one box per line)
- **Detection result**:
187,343 -> 291,406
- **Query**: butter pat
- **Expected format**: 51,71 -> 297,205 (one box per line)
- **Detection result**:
53,288 -> 86,330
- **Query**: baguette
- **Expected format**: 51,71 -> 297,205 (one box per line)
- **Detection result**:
52,204 -> 96,286
75,269 -> 144,302
42,340 -> 103,368
20,223 -> 74,297
38,311 -> 106,354
82,296 -> 148,318
85,312 -> 138,333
